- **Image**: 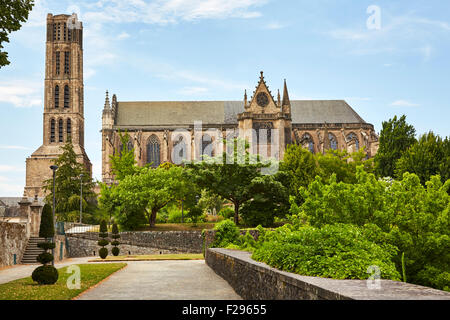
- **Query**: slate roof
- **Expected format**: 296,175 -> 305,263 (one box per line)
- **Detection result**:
114,100 -> 366,127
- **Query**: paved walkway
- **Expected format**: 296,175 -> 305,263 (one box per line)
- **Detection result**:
77,260 -> 242,300
0,257 -> 93,284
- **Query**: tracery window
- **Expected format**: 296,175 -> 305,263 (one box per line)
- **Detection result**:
64,85 -> 69,108
67,119 -> 71,140
146,135 -> 161,168
329,133 -> 338,150
301,133 -> 315,154
50,119 -> 55,142
346,132 -> 360,150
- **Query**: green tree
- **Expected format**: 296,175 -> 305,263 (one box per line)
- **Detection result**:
279,144 -> 318,198
187,139 -> 271,225
375,115 -> 416,178
115,166 -> 186,227
43,140 -> 95,222
109,131 -> 140,181
111,223 -> 120,256
396,131 -> 449,184
197,189 -> 224,215
98,220 -> 109,259
0,0 -> 34,68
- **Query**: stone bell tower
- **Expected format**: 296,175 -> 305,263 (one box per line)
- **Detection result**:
237,71 -> 292,160
24,13 -> 91,197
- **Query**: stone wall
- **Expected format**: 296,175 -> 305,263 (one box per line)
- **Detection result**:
0,222 -> 28,266
206,248 -> 450,300
66,231 -> 203,257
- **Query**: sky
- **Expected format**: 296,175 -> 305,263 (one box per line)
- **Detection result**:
0,0 -> 449,196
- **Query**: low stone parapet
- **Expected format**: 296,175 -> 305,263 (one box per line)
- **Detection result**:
206,248 -> 450,300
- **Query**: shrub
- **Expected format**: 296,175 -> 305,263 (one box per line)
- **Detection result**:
291,169 -> 450,290
252,224 -> 401,280
31,265 -> 59,285
111,247 -> 120,256
211,220 -> 240,248
167,205 -> 183,223
99,247 -> 108,259
111,223 -> 120,256
187,206 -> 203,225
98,220 -> 109,259
218,207 -> 234,220
33,204 -> 58,285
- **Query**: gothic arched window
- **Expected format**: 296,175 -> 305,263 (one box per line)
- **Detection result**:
301,133 -> 315,154
200,134 -> 213,158
329,133 -> 338,150
50,119 -> 55,143
127,140 -> 134,152
173,135 -> 187,164
346,132 -> 360,150
58,119 -> 63,142
64,85 -> 69,108
54,85 -> 59,108
146,135 -> 161,168
67,119 -> 72,141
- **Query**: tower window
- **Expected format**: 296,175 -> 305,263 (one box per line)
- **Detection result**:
58,119 -> 63,142
63,22 -> 67,41
64,52 -> 70,74
55,52 -> 60,75
50,119 -> 55,143
68,28 -> 71,41
64,85 -> 69,108
53,23 -> 56,41
67,119 -> 72,140
54,85 -> 59,108
57,23 -> 61,40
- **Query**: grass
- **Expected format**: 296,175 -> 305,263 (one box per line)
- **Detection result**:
89,253 -> 204,262
0,263 -> 126,300
137,223 -> 216,231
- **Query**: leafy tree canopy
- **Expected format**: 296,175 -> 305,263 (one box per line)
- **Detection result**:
0,0 -> 34,68
43,140 -> 94,221
375,115 -> 416,178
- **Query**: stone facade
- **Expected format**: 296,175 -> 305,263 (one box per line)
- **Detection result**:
66,231 -> 203,257
24,13 -> 91,197
206,248 -> 450,300
0,222 -> 28,266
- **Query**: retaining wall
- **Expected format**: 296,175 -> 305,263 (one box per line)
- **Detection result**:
206,248 -> 450,300
66,231 -> 203,257
0,222 -> 28,266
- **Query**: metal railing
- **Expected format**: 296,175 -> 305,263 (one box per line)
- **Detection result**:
56,222 -> 100,235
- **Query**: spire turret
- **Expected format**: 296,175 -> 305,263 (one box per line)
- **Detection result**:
282,79 -> 290,106
104,90 -> 110,110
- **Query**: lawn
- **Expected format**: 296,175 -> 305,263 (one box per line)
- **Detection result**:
0,263 -> 126,300
89,253 -> 204,262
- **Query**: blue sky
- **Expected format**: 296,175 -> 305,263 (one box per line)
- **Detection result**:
0,0 -> 449,196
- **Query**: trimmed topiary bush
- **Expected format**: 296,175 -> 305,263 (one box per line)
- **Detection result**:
98,220 -> 109,259
32,204 -> 58,285
111,223 -> 120,256
31,265 -> 59,285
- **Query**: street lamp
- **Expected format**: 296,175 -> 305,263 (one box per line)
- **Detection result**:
49,165 -> 58,266
79,174 -> 84,224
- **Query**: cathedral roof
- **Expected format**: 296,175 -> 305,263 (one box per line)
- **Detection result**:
113,100 -> 366,127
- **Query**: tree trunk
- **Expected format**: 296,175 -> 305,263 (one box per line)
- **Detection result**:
233,201 -> 239,225
150,208 -> 158,227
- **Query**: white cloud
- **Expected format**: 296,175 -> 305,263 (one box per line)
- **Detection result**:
80,0 -> 266,26
117,31 -> 131,40
179,86 -> 209,95
0,81 -> 42,108
0,146 -> 32,150
419,45 -> 433,61
390,100 -> 420,107
266,22 -> 285,30
0,165 -> 25,172
0,181 -> 24,197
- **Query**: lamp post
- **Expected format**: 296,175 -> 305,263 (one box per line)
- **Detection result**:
50,165 -> 58,267
79,173 -> 84,224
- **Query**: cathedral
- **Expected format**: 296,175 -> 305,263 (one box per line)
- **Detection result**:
25,13 -> 379,195
101,71 -> 379,184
